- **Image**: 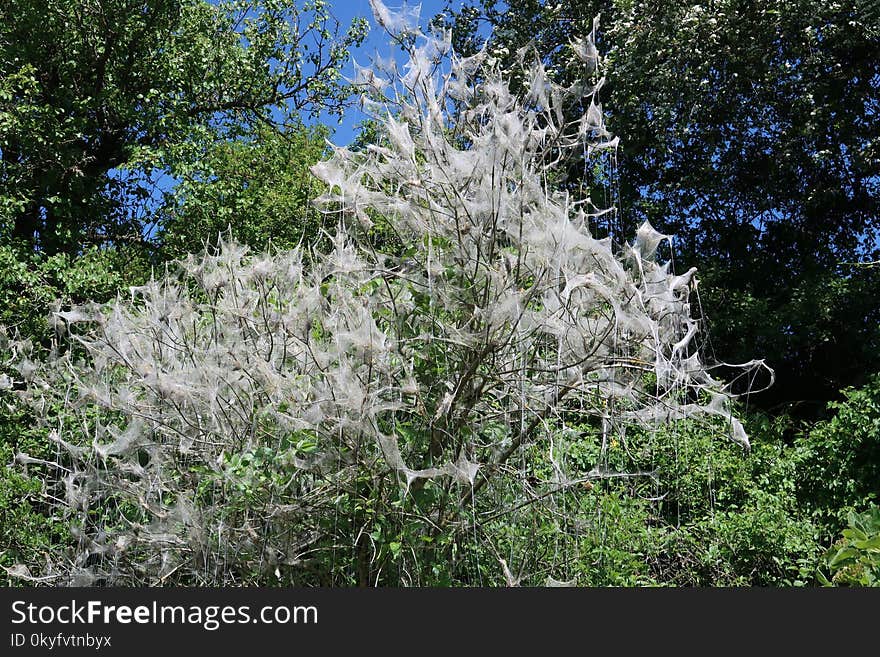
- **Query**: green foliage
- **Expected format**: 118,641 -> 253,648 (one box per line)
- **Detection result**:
0,0 -> 366,255
333,373 -> 878,587
819,506 -> 880,587
448,414 -> 822,587
0,241 -> 148,586
0,244 -> 147,338
158,123 -> 331,259
0,398 -> 70,586
792,375 -> 880,533
596,416 -> 821,586
606,0 -> 880,409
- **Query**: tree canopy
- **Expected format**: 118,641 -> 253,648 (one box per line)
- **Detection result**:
445,0 -> 880,411
0,0 -> 365,255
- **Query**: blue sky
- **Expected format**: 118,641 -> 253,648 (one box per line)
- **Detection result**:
322,0 -> 452,145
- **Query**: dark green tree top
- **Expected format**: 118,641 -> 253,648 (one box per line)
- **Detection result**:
446,0 -> 880,411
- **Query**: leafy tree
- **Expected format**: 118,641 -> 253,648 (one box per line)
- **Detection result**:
792,374 -> 880,533
0,0 -> 366,255
158,123 -> 331,259
445,0 -> 880,411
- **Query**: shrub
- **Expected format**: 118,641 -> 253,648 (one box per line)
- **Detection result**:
793,375 -> 880,535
